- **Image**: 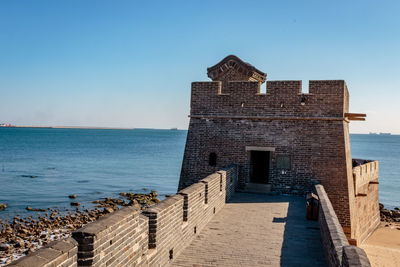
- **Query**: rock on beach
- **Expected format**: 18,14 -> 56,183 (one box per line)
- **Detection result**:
0,190 -> 161,266
0,203 -> 6,211
380,203 -> 400,222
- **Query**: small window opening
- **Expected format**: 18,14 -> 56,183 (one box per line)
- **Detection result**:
169,249 -> 174,260
209,152 -> 217,167
276,156 -> 291,170
301,95 -> 307,106
194,226 -> 197,234
213,207 -> 216,214
220,174 -> 223,191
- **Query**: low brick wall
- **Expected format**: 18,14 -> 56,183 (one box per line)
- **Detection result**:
71,206 -> 148,266
352,160 -> 380,244
8,238 -> 77,267
7,165 -> 238,267
144,166 -> 236,266
315,184 -> 371,267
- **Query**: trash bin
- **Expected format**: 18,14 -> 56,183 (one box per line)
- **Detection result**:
306,192 -> 319,220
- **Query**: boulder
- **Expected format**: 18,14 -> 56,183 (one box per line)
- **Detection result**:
392,210 -> 400,218
0,203 -> 6,211
103,207 -> 114,214
0,243 -> 9,251
26,207 -> 46,212
381,209 -> 392,217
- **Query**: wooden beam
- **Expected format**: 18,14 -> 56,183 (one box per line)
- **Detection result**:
345,113 -> 366,117
348,118 -> 366,121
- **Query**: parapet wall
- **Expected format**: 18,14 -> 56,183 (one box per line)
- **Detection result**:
352,160 -> 379,196
7,165 -> 239,267
6,238 -> 78,267
191,80 -> 348,118
352,160 -> 380,244
315,184 -> 371,267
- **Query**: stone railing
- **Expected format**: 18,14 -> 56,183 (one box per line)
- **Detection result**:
352,159 -> 379,196
7,165 -> 238,267
315,184 -> 371,267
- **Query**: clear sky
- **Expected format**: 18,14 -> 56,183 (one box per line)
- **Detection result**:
1,1 -> 399,133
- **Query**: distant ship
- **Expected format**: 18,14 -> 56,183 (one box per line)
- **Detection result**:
170,128 -> 178,130
379,132 -> 391,136
0,123 -> 14,127
369,132 -> 378,135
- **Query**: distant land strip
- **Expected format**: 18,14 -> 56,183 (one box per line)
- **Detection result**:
10,125 -> 135,130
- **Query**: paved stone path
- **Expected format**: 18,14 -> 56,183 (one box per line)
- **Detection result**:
172,192 -> 326,267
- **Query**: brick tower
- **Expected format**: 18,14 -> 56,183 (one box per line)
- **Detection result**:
179,55 -> 379,243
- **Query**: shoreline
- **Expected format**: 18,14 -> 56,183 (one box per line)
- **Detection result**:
0,192 -> 161,266
1,125 -> 134,130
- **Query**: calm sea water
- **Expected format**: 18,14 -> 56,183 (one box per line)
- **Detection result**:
0,128 -> 399,220
0,128 -> 186,219
350,134 -> 400,209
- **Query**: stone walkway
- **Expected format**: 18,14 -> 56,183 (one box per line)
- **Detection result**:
172,192 -> 326,267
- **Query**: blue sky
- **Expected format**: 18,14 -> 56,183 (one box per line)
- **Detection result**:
1,1 -> 399,133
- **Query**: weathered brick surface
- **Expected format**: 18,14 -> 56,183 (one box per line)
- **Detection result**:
179,55 -> 379,243
143,165 -> 238,266
315,184 -> 371,267
8,238 -> 78,267
71,206 -> 148,267
342,246 -> 371,267
172,192 -> 326,267
352,161 -> 380,244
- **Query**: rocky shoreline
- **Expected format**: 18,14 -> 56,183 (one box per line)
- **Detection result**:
0,191 -> 161,266
379,203 -> 400,223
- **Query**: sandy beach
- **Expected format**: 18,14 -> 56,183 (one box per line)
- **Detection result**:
360,222 -> 400,267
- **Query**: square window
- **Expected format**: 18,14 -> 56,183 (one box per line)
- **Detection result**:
277,156 -> 291,170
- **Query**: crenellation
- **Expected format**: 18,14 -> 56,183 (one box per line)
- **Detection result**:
190,79 -> 348,118
180,55 -> 379,246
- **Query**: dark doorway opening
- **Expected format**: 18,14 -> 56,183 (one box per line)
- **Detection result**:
250,151 -> 270,184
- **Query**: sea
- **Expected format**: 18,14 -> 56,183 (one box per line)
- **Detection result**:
0,128 -> 399,220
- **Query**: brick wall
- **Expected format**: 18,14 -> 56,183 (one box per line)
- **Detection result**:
179,73 -> 382,242
189,80 -> 347,118
72,206 -> 148,266
180,79 -> 355,235
352,161 -> 380,244
143,166 -> 237,266
8,165 -> 238,267
315,184 -> 371,267
7,238 -> 77,267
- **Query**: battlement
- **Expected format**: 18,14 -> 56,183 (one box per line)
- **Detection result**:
191,80 -> 349,118
181,55 -> 375,246
352,160 -> 379,196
